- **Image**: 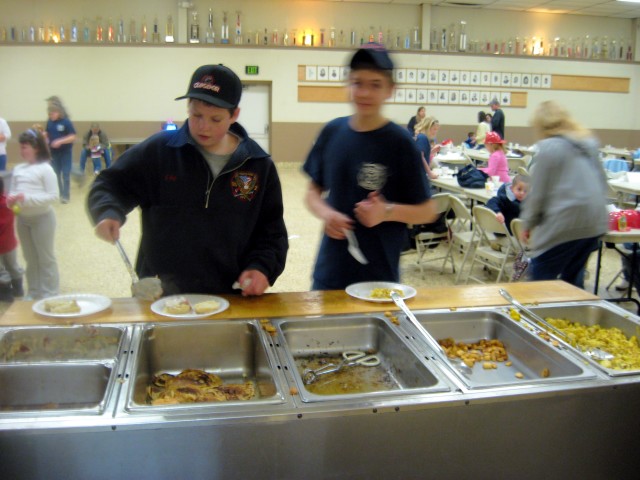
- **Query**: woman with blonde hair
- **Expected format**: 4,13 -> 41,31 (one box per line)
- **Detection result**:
519,101 -> 608,287
414,116 -> 440,179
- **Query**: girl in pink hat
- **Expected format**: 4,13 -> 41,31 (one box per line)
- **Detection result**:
479,131 -> 510,183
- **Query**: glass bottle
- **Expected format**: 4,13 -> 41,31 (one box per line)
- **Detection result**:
292,29 -> 298,46
601,36 -> 609,59
38,22 -> 45,42
117,16 -> 125,42
141,16 -> 148,43
582,35 -> 591,59
350,29 -> 356,46
151,15 -> 160,43
412,26 -> 420,49
440,27 -> 447,52
129,18 -> 137,43
272,29 -> 279,45
263,28 -> 268,46
166,14 -> 175,43
107,17 -> 114,43
59,22 -> 66,42
235,11 -> 242,44
320,28 -> 325,47
283,29 -> 289,46
430,28 -> 438,51
339,29 -> 345,48
96,17 -> 103,43
448,23 -> 456,52
368,26 -> 374,43
70,19 -> 78,42
377,26 -> 383,45
458,22 -> 466,52
329,27 -> 335,47
404,29 -> 411,49
206,9 -> 215,44
189,11 -> 199,43
82,18 -> 90,42
221,11 -> 229,44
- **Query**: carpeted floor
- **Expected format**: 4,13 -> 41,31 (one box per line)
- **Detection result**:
0,162 -> 633,315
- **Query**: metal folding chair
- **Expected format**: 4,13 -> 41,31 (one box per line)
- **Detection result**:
415,193 -> 454,278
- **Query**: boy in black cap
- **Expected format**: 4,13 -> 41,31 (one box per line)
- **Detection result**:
88,64 -> 288,297
303,44 -> 437,290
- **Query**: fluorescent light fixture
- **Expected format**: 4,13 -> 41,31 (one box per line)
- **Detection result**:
618,0 -> 640,3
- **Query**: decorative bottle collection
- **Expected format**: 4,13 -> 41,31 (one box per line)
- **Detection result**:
0,11 -> 633,61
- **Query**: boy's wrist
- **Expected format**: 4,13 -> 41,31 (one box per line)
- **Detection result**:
384,202 -> 395,220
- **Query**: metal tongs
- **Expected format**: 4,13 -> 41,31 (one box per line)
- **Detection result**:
302,351 -> 381,385
115,240 -> 163,301
499,289 -> 614,362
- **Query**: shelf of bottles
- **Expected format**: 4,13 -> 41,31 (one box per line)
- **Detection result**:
432,21 -> 634,62
0,12 -> 634,62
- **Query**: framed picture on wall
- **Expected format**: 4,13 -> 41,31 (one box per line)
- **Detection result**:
500,92 -> 512,106
418,69 -> 428,83
471,72 -> 481,85
532,74 -> 541,87
459,91 -> 470,104
521,74 -> 531,87
460,71 -> 470,85
406,69 -> 417,83
429,70 -> 439,84
511,73 -> 521,87
395,88 -> 406,103
417,89 -> 427,103
440,70 -> 450,84
305,65 -> 317,81
470,91 -> 480,104
491,72 -> 501,86
449,70 -> 460,85
481,72 -> 491,86
328,66 -> 340,82
438,90 -> 449,104
405,89 -> 417,103
449,90 -> 459,104
501,73 -> 511,86
395,69 -> 406,83
480,91 -> 491,105
427,90 -> 438,104
340,66 -> 350,81
542,74 -> 552,88
317,66 -> 329,81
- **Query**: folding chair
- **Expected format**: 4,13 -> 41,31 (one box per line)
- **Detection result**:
465,206 -> 518,284
415,193 -> 454,278
516,166 -> 529,176
507,157 -> 529,175
445,194 -> 479,284
509,218 -> 530,282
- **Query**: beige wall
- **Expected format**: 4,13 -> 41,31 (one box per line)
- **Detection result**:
1,1 -> 639,165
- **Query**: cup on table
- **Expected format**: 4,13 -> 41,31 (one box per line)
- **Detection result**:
492,175 -> 500,186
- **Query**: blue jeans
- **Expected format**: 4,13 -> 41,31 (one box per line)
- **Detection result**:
80,147 -> 112,173
530,236 -> 600,289
51,149 -> 72,201
0,154 -> 6,171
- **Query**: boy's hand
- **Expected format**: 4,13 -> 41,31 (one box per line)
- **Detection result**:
354,191 -> 387,227
236,270 -> 269,296
323,210 -> 354,240
495,212 -> 505,224
95,219 -> 122,242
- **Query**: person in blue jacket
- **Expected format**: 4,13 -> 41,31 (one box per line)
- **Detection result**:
485,174 -> 530,234
88,64 -> 288,296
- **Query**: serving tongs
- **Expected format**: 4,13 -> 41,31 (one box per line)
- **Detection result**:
390,292 -> 471,373
115,240 -> 163,301
499,289 -> 614,362
302,351 -> 381,385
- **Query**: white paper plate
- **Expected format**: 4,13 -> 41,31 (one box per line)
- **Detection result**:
151,294 -> 229,319
32,294 -> 113,318
345,282 -> 417,303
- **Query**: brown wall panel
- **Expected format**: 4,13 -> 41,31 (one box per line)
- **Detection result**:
551,75 -> 630,93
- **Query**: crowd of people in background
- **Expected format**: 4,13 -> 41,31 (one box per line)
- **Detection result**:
0,42 -> 632,303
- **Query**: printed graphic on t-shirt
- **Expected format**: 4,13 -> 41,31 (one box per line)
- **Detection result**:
357,163 -> 387,191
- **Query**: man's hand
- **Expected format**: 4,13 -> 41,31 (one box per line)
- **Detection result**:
95,219 -> 122,242
354,191 -> 387,228
322,209 -> 354,240
495,212 -> 505,224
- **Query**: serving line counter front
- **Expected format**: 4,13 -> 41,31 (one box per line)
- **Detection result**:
1,281 -> 639,480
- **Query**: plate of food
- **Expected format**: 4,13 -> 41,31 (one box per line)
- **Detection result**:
345,282 -> 417,303
151,294 -> 229,318
32,294 -> 113,318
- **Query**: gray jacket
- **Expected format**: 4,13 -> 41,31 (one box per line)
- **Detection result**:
521,135 -> 608,258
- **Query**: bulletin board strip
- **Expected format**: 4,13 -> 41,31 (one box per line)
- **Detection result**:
298,86 -> 528,108
551,75 -> 629,93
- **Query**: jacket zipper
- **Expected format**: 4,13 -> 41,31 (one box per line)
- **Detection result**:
204,155 -> 253,208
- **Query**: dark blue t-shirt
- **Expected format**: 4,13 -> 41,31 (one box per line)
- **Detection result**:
415,133 -> 431,165
304,116 -> 431,289
46,117 -> 76,154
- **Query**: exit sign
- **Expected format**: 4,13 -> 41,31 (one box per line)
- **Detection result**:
245,65 -> 259,75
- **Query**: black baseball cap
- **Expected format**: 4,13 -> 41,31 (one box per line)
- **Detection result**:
175,64 -> 242,109
349,43 -> 394,71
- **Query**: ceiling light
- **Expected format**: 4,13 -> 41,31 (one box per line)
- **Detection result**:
617,0 -> 640,4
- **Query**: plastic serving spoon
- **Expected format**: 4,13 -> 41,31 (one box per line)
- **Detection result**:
343,229 -> 368,264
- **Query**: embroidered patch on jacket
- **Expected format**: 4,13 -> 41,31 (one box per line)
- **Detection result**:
231,171 -> 259,201
357,163 -> 388,191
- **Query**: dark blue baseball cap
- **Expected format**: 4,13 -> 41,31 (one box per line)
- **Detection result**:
349,43 -> 394,71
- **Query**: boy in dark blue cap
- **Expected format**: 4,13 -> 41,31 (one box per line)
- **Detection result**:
303,44 -> 437,290
88,64 -> 288,297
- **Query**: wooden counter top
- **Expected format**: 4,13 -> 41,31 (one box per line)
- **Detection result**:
0,281 -> 598,326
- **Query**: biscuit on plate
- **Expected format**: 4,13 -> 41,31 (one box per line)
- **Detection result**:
163,296 -> 191,315
44,299 -> 81,314
194,300 -> 220,314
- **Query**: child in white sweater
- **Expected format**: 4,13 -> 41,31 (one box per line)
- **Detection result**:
8,127 -> 60,300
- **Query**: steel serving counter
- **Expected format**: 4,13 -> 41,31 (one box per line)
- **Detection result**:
1,281 -> 639,480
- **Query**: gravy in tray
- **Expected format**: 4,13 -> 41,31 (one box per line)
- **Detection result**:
296,355 -> 396,395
